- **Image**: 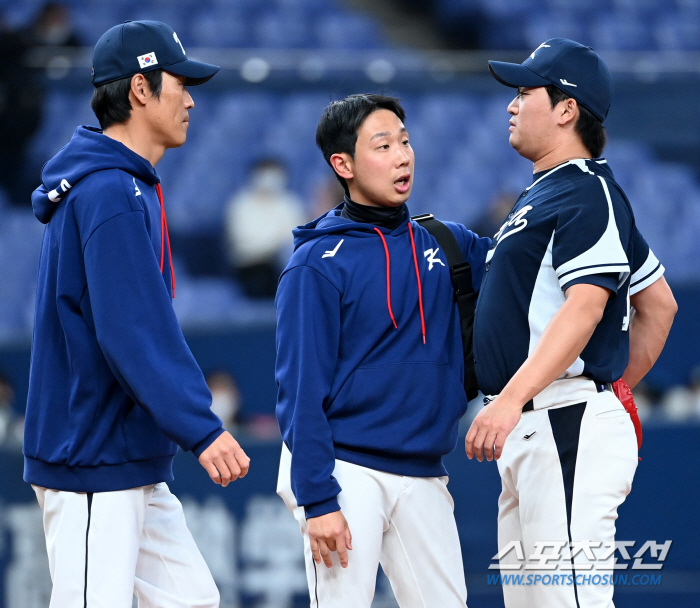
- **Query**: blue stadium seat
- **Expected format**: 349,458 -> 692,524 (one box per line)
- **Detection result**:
254,7 -> 316,49
654,11 -> 700,50
315,11 -> 385,50
524,11 -> 591,50
189,6 -> 252,48
27,91 -> 97,180
588,12 -> 656,51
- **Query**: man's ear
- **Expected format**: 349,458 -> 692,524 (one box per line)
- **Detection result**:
130,73 -> 152,107
330,152 -> 354,181
558,97 -> 579,127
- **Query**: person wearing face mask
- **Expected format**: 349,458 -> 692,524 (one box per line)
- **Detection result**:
224,158 -> 306,298
206,371 -> 242,433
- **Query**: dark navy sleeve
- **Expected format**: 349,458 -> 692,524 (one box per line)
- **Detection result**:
445,222 -> 492,293
563,272 -> 619,294
275,264 -> 343,518
552,177 -> 631,294
629,226 -> 664,295
83,210 -> 224,456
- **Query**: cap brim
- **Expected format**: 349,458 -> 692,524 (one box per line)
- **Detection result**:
488,61 -> 550,88
164,58 -> 220,86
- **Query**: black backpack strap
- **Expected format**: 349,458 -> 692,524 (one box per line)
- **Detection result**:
412,214 -> 479,401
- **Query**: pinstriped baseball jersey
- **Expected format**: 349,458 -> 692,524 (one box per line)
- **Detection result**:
474,158 -> 664,396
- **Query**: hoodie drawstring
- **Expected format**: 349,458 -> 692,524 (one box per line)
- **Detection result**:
374,228 -> 398,329
407,222 -> 426,344
373,224 -> 426,344
155,184 -> 175,297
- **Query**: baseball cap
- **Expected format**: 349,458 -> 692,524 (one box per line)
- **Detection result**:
488,38 -> 613,122
92,20 -> 220,87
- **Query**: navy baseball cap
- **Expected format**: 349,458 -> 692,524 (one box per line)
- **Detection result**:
488,38 -> 613,122
92,20 -> 220,87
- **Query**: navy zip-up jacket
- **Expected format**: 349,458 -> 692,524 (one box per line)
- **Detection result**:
24,126 -> 224,492
275,204 -> 491,518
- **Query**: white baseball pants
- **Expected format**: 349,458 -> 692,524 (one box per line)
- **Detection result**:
277,445 -> 468,608
33,482 -> 219,608
496,380 -> 638,608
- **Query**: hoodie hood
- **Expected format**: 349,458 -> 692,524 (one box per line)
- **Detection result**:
292,202 -> 410,251
32,126 -> 160,224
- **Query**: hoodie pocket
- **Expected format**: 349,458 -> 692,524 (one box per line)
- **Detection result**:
329,361 -> 468,458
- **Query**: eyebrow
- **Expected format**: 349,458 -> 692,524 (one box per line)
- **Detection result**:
370,127 -> 407,141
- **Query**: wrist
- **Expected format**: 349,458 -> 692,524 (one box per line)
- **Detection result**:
493,394 -> 528,412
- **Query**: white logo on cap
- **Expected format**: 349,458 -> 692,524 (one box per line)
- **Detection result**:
137,52 -> 158,69
530,43 -> 550,59
560,78 -> 578,87
173,32 -> 185,55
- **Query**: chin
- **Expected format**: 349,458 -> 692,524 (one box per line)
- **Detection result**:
168,136 -> 187,149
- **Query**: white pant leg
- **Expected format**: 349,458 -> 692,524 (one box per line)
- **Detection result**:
35,484 -> 219,608
497,393 -> 638,608
380,476 -> 467,608
498,405 -> 582,608
278,453 -> 395,608
35,486 -> 145,608
496,466 -> 533,608
570,393 -> 638,608
134,483 -> 219,608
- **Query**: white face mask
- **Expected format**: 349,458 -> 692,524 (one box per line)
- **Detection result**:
252,168 -> 287,193
210,390 -> 240,426
0,407 -> 10,442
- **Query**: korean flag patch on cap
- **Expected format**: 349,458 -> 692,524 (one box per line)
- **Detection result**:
137,52 -> 158,69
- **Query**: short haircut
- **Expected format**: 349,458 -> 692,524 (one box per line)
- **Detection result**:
90,69 -> 163,130
545,84 -> 607,158
316,94 -> 406,195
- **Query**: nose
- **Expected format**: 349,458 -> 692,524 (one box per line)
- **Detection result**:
184,88 -> 194,109
396,145 -> 410,166
508,96 -> 518,115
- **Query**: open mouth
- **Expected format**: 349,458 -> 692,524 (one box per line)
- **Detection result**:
394,174 -> 411,194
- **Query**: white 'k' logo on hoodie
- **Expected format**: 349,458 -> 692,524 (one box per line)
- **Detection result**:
424,248 -> 445,271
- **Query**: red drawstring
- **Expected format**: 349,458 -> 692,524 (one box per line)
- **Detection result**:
374,228 -> 398,329
374,224 -> 427,344
155,183 -> 176,297
407,221 -> 426,344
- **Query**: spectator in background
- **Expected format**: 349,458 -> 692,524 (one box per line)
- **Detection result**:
472,189 -> 519,239
0,14 -> 44,206
0,372 -> 22,448
311,172 -> 346,219
28,2 -> 81,47
225,158 -> 306,298
206,370 -> 243,433
661,365 -> 700,421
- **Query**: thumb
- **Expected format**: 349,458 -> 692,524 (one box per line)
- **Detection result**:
346,527 -> 353,550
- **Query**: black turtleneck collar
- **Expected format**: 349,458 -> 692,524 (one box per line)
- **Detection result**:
340,195 -> 407,230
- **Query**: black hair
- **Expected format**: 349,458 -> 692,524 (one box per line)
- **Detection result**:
316,94 -> 406,195
545,84 -> 607,158
90,69 -> 163,130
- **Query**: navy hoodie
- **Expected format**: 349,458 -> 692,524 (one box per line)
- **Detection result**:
24,126 -> 224,492
275,204 -> 491,518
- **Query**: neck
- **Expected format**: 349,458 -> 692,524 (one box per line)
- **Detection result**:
340,195 -> 406,230
532,140 -> 592,174
103,120 -> 165,167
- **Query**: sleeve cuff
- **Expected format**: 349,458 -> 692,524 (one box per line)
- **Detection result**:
630,262 -> 664,296
304,496 -> 341,519
191,427 -> 225,458
563,273 -> 619,295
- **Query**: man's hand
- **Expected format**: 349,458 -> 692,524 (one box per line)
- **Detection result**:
307,510 -> 353,569
198,431 -> 250,487
465,397 -> 523,462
